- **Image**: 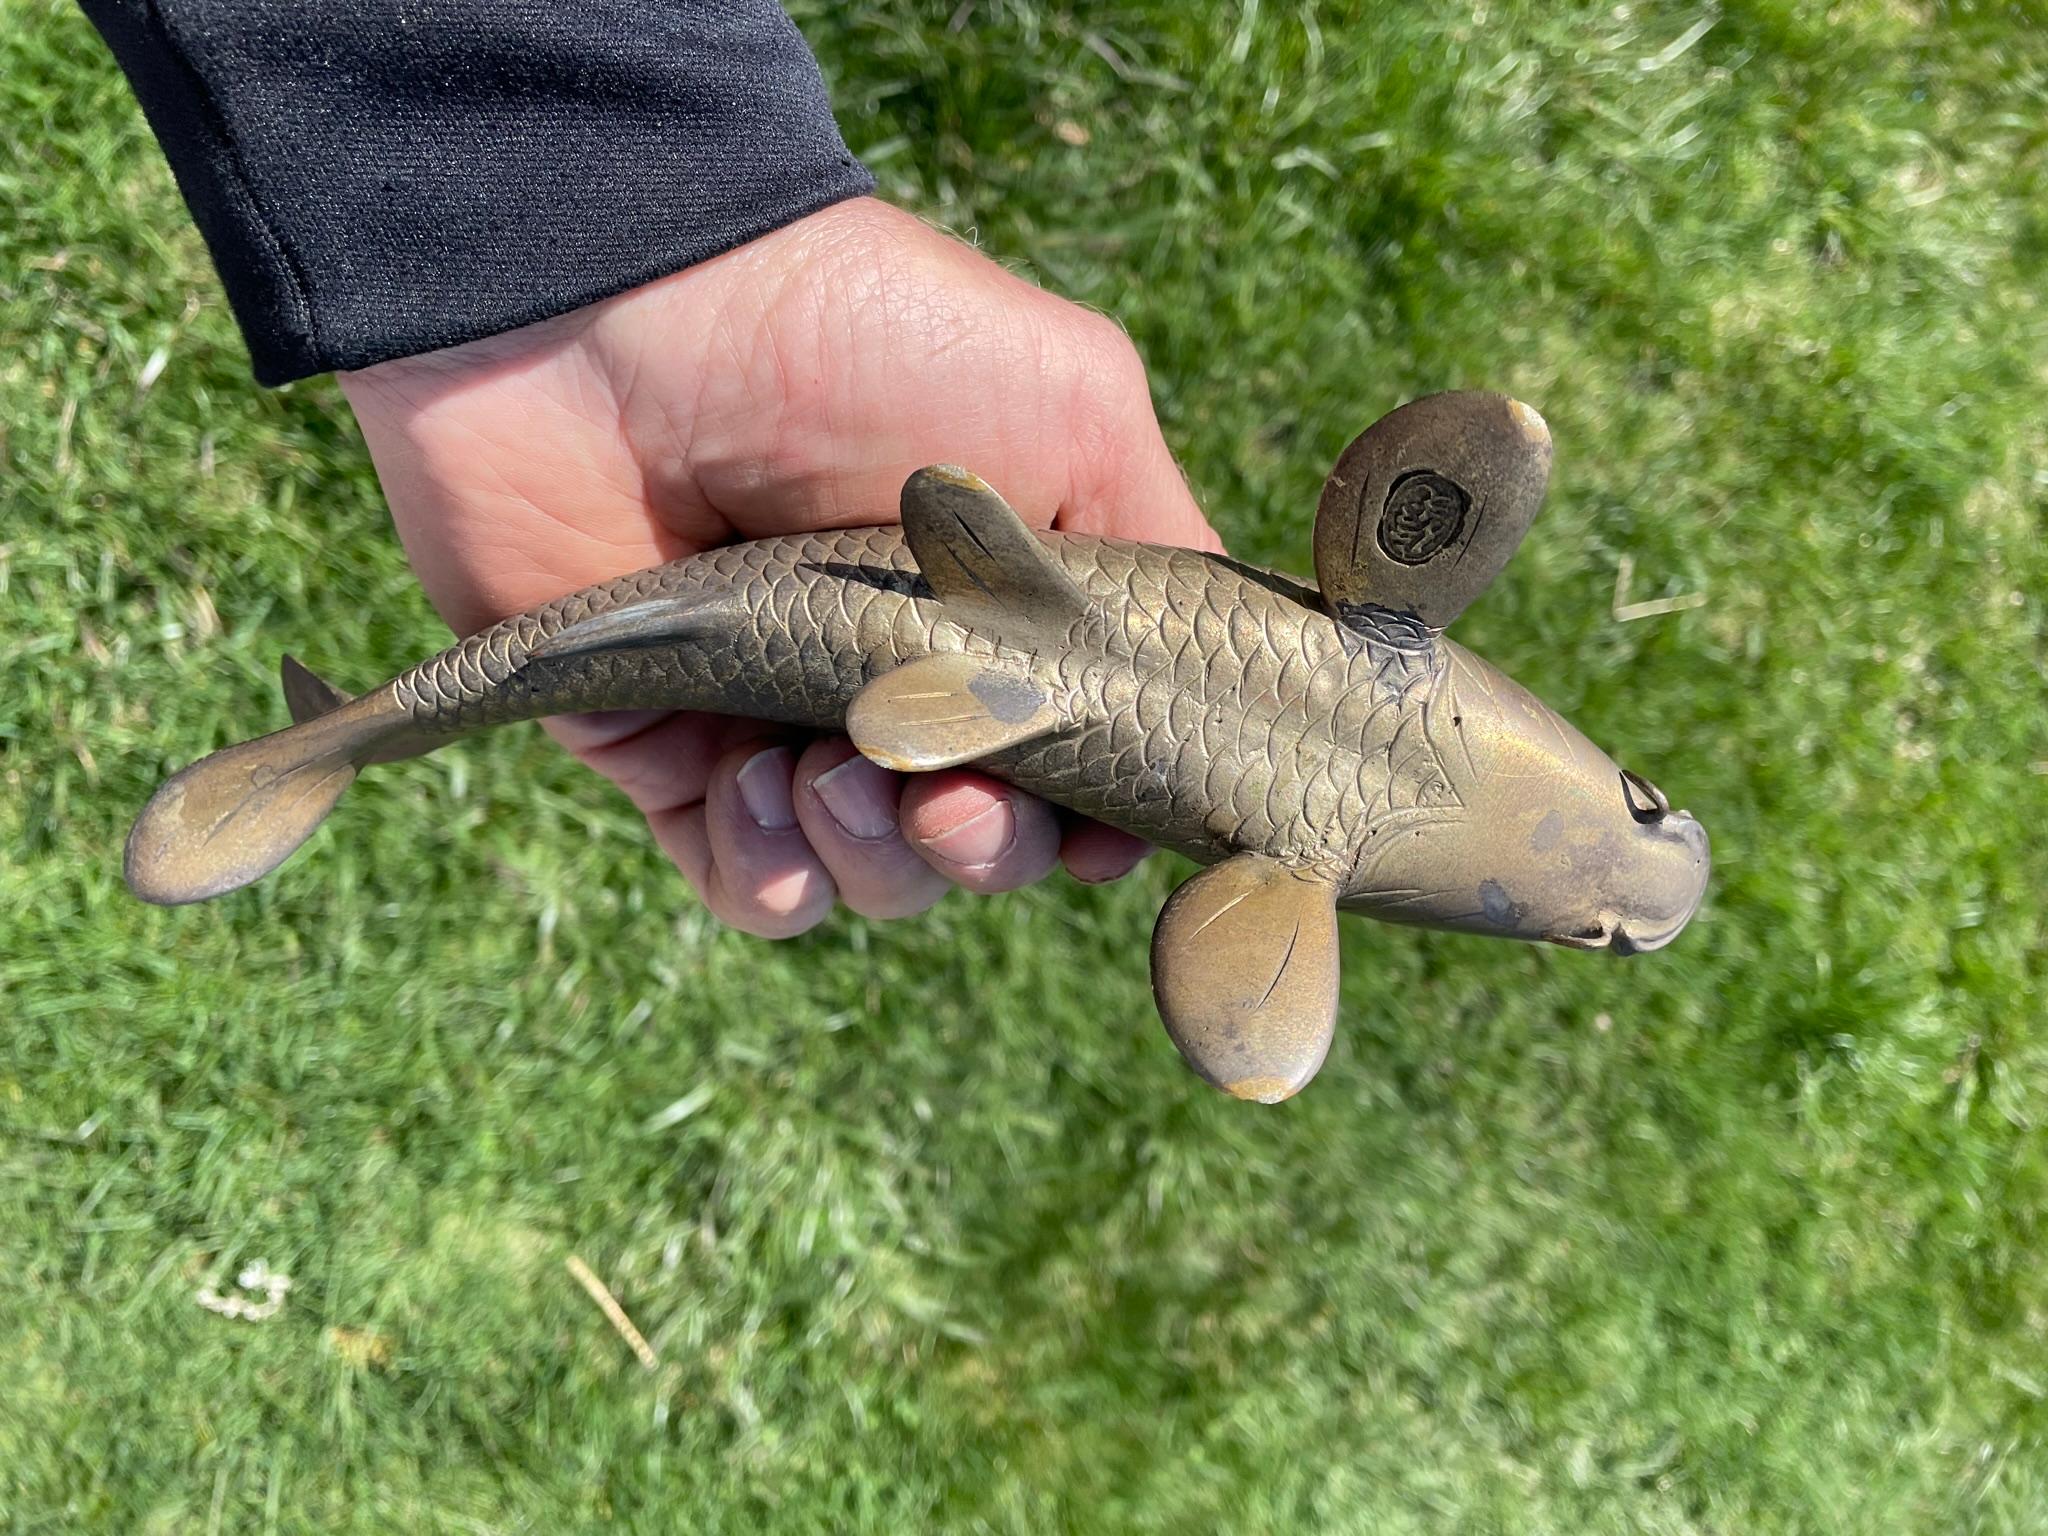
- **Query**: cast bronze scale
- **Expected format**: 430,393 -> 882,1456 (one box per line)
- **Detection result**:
127,393 -> 1709,1102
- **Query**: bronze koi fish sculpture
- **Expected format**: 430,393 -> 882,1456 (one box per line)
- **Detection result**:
127,392 -> 1708,1102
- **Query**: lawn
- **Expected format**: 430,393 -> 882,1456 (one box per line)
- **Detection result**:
3,0 -> 2045,1529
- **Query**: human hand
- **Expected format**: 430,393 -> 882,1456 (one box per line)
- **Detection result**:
339,197 -> 1220,936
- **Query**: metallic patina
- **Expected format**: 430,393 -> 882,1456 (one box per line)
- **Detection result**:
126,392 -> 1709,1101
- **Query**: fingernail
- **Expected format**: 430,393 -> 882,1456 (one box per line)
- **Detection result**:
736,748 -> 797,831
925,799 -> 1016,868
813,755 -> 899,841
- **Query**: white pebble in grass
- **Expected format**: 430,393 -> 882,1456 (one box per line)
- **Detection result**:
196,1259 -> 293,1322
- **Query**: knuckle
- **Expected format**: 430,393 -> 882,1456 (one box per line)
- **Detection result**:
1056,316 -> 1156,487
1077,312 -> 1146,385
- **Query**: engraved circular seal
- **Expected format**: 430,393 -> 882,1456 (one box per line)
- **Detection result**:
1376,470 -> 1469,565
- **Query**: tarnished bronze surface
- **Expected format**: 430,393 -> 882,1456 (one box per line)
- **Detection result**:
126,392 -> 1709,1102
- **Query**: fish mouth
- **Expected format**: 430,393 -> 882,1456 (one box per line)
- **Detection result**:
1548,909 -> 1694,955
1551,923 -> 1619,952
1573,838 -> 1709,956
1547,812 -> 1711,956
1611,810 -> 1711,955
1608,916 -> 1690,956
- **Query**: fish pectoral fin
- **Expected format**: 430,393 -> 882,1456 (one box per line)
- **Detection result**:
1151,855 -> 1342,1103
523,591 -> 742,665
1312,390 -> 1553,633
280,654 -> 353,724
900,466 -> 1090,641
847,653 -> 1066,772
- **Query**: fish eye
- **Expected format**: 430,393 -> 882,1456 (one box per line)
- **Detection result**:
1620,769 -> 1668,824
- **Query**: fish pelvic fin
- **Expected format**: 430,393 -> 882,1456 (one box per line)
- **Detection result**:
125,689 -> 412,906
848,652 -> 1068,772
900,466 -> 1090,643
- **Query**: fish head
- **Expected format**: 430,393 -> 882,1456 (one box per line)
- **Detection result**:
1338,642 -> 1708,954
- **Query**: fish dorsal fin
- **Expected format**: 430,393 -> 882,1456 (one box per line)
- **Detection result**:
1312,391 -> 1553,633
848,652 -> 1067,772
901,466 -> 1090,641
1150,855 -> 1342,1103
280,655 -> 352,724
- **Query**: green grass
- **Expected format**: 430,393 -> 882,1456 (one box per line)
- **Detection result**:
4,0 -> 2046,1528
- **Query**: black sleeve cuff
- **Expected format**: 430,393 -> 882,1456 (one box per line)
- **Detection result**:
81,0 -> 876,385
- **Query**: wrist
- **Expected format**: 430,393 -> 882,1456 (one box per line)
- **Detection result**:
339,196 -> 908,431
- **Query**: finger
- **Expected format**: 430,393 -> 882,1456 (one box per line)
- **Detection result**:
790,737 -> 950,919
1059,819 -> 1153,885
647,801 -> 818,939
545,709 -> 754,814
899,771 -> 1063,894
553,713 -> 838,935
651,742 -> 836,938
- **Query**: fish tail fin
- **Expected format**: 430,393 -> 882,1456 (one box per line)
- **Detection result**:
125,686 -> 412,906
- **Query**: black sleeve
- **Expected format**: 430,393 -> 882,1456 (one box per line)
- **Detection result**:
79,1 -> 875,385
